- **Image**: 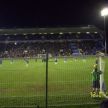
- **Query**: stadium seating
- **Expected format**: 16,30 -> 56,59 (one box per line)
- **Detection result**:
0,32 -> 104,58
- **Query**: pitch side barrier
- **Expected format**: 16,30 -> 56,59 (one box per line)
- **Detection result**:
48,55 -> 100,59
0,55 -> 104,60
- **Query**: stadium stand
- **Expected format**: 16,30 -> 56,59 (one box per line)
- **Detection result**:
0,26 -> 104,58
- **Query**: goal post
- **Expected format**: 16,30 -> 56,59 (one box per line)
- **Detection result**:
99,56 -> 105,92
98,52 -> 108,98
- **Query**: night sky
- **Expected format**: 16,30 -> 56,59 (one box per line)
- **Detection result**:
0,0 -> 107,29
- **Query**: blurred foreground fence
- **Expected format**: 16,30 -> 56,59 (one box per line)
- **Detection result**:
0,55 -> 106,108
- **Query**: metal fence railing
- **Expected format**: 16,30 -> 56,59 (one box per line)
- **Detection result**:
0,55 -> 107,107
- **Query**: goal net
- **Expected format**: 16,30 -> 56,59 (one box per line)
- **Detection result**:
98,54 -> 107,95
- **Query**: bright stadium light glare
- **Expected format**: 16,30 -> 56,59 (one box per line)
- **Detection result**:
69,32 -> 72,34
14,42 -> 17,45
4,34 -> 8,36
50,33 -> 54,34
77,32 -> 81,34
94,32 -> 98,34
14,34 -> 17,35
24,50 -> 28,53
101,8 -> 108,16
32,33 -> 36,35
101,7 -> 108,54
23,33 -> 27,35
86,32 -> 90,34
59,32 -> 63,35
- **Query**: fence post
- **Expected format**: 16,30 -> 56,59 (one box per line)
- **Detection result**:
45,52 -> 48,108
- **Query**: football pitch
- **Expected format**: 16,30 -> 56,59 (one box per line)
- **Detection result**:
0,56 -> 108,108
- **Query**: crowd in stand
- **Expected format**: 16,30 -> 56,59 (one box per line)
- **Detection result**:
0,33 -> 102,41
0,32 -> 104,58
0,41 -> 104,58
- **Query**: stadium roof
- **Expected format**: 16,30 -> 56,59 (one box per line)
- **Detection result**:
0,26 -> 102,35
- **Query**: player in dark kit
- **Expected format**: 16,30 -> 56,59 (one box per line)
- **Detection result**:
0,58 -> 2,64
42,54 -> 46,62
91,64 -> 102,97
54,53 -> 58,63
35,57 -> 37,62
96,57 -> 99,65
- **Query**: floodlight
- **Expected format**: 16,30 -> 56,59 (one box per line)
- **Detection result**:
100,7 -> 108,54
101,8 -> 108,16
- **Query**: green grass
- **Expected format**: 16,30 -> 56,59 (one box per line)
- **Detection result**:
0,57 -> 107,108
